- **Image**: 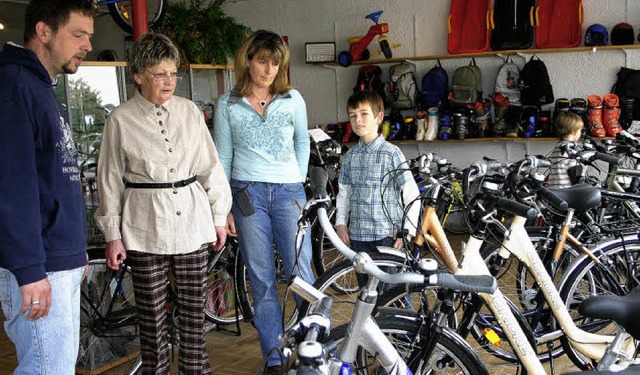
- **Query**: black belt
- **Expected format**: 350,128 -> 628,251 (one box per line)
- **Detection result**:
124,176 -> 197,189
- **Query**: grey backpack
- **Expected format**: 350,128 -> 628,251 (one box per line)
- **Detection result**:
494,57 -> 521,105
450,58 -> 482,104
389,61 -> 418,110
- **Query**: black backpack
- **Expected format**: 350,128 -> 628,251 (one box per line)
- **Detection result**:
354,65 -> 387,105
519,55 -> 554,106
420,60 -> 449,109
490,0 -> 535,50
612,67 -> 640,119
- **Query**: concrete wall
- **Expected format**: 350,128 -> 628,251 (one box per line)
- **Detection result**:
2,0 -> 639,165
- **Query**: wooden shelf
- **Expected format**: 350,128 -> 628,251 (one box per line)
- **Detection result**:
180,63 -> 234,70
344,136 -> 616,145
313,44 -> 640,67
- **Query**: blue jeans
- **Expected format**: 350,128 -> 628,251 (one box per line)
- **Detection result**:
230,180 -> 315,366
0,266 -> 84,375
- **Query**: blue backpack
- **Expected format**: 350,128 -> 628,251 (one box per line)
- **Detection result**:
420,60 -> 449,109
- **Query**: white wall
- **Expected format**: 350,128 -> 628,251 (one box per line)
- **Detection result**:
220,0 -> 640,127
3,0 -> 639,164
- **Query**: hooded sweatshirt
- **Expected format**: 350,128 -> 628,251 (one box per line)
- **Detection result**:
0,43 -> 87,286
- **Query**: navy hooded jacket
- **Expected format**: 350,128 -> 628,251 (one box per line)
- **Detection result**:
0,43 -> 87,286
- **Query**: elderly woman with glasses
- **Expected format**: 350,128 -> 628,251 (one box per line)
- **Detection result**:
95,32 -> 231,374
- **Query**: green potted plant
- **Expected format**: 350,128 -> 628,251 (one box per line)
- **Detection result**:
158,0 -> 251,65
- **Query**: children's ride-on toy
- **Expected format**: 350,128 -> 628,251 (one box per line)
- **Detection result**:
338,10 -> 393,67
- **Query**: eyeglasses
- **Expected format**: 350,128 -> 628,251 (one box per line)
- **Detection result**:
145,70 -> 183,84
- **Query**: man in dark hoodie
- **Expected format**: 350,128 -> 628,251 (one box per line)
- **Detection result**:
0,0 -> 95,373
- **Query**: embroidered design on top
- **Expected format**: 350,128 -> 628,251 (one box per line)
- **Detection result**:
238,111 -> 295,161
56,115 -> 80,181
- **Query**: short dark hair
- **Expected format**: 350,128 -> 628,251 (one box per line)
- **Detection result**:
24,0 -> 97,43
346,90 -> 384,115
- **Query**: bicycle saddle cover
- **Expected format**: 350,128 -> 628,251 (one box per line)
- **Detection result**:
548,183 -> 601,213
578,287 -> 640,340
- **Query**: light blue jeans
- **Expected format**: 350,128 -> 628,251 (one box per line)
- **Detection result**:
230,180 -> 315,366
0,266 -> 84,375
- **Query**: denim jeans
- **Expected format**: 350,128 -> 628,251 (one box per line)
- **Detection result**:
0,266 -> 84,375
230,180 -> 315,366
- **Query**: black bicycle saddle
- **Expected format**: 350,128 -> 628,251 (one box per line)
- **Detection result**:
578,286 -> 640,340
548,183 -> 601,213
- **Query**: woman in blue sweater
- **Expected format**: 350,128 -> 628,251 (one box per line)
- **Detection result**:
213,29 -> 314,375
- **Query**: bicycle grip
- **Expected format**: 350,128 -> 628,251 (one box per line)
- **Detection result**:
430,273 -> 497,294
309,166 -> 329,196
495,197 -> 538,219
312,296 -> 333,320
537,187 -> 568,212
591,152 -> 621,166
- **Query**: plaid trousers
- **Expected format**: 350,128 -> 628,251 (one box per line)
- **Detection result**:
127,245 -> 211,375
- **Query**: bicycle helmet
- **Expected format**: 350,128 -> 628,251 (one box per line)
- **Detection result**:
611,23 -> 634,45
584,24 -> 608,46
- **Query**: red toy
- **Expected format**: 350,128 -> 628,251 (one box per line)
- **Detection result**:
338,10 -> 393,67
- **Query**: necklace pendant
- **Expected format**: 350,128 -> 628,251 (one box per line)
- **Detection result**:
259,100 -> 267,108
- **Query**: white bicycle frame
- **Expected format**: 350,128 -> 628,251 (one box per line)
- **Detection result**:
484,215 -> 636,369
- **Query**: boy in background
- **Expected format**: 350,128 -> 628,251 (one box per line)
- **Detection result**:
547,111 -> 585,188
336,90 -> 420,258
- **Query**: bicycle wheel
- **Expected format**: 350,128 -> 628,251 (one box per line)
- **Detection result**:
108,0 -> 166,34
327,316 -> 488,375
478,228 -> 580,361
77,256 -> 139,370
311,207 -> 357,294
235,245 -> 299,330
204,240 -> 245,325
298,252 -> 409,329
558,237 -> 640,370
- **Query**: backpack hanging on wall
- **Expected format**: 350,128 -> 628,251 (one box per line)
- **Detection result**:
494,56 -> 521,105
519,55 -> 554,106
389,61 -> 418,110
612,66 -> 640,119
354,65 -> 387,105
450,58 -> 483,105
448,0 -> 491,54
490,0 -> 535,50
420,60 -> 449,109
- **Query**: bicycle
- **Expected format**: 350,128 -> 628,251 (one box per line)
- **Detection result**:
270,167 -> 496,374
91,0 -> 166,34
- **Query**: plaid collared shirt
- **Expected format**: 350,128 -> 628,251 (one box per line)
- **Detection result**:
339,135 -> 411,241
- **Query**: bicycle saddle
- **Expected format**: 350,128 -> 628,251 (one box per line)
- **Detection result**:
548,183 -> 601,213
578,287 -> 640,340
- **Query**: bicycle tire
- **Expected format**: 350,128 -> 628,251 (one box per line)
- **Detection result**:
558,237 -> 640,370
478,228 -> 580,361
327,316 -> 488,375
311,207 -> 358,294
77,255 -> 139,370
107,0 -> 166,34
204,240 -> 245,325
298,252 -> 409,329
235,245 -> 300,330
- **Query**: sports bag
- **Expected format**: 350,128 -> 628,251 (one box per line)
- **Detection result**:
494,56 -> 521,105
612,67 -> 640,119
519,55 -> 554,106
490,0 -> 535,50
389,61 -> 418,110
450,58 -> 482,105
448,0 -> 491,54
354,65 -> 387,105
420,60 -> 449,109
